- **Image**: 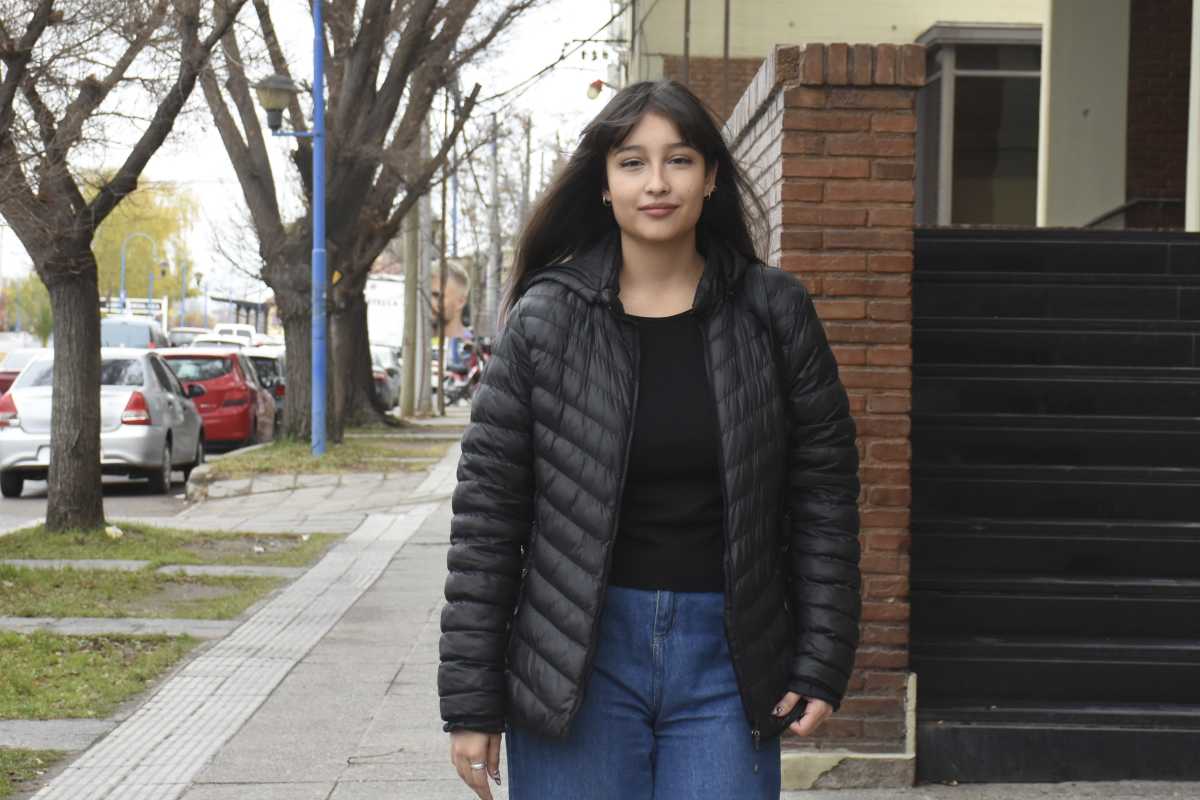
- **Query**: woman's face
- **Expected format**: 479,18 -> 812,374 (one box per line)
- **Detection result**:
602,112 -> 716,245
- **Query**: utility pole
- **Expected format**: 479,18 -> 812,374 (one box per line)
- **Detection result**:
416,123 -> 434,414
436,93 -> 449,416
519,115 -> 532,229
400,207 -> 419,418
683,0 -> 691,85
486,113 -> 501,337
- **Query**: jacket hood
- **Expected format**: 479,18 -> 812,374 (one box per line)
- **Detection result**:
519,227 -> 755,318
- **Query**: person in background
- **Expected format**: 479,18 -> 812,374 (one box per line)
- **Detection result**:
431,263 -> 474,369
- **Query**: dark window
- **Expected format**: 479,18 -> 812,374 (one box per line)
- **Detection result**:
163,357 -> 234,382
249,356 -> 280,386
100,359 -> 146,386
101,319 -> 155,347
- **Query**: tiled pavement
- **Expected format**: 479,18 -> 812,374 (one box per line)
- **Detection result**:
18,405 -> 1200,798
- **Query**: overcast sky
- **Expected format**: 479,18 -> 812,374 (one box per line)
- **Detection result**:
0,0 -> 621,298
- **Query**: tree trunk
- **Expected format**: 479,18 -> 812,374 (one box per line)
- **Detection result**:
331,282 -> 397,441
275,283 -> 313,441
44,255 -> 105,531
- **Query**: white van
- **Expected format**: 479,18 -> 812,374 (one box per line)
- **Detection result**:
213,323 -> 257,346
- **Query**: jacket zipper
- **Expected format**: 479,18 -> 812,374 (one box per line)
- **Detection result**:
699,311 -> 762,753
564,309 -> 640,728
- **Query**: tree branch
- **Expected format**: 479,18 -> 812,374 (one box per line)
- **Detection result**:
51,1 -> 171,163
359,82 -> 480,272
0,0 -> 55,138
87,0 -> 251,228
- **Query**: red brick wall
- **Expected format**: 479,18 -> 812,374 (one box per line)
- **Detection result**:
1126,0 -> 1190,228
726,42 -> 921,754
663,54 -> 766,122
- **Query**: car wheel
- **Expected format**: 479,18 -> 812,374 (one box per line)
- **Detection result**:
183,436 -> 205,482
0,472 -> 23,499
147,441 -> 172,494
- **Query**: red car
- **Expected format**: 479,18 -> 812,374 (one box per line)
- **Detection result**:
159,348 -> 275,448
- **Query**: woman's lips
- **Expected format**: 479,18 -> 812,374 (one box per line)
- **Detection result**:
639,205 -> 678,218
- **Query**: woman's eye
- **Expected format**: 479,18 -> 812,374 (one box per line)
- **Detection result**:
618,157 -> 694,168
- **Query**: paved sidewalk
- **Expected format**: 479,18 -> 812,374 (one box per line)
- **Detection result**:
18,404 -> 1200,798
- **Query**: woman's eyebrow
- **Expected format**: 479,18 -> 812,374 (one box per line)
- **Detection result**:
612,142 -> 694,156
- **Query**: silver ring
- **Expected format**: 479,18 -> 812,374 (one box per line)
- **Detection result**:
470,762 -> 487,770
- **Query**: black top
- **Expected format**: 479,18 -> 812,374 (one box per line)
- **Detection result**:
609,307 -> 726,593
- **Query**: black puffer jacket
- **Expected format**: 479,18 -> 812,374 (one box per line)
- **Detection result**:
439,229 -> 861,750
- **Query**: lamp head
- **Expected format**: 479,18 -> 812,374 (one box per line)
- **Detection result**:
253,74 -> 300,131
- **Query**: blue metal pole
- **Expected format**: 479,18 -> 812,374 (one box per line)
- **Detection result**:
311,0 -> 327,455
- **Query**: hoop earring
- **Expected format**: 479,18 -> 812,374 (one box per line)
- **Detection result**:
602,196 -> 612,206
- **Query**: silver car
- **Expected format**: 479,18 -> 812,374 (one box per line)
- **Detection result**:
0,349 -> 206,498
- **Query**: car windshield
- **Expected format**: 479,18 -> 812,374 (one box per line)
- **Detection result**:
101,319 -> 153,347
14,358 -> 145,388
217,328 -> 253,341
163,357 -> 233,382
192,338 -> 242,348
0,350 -> 41,371
169,330 -> 202,347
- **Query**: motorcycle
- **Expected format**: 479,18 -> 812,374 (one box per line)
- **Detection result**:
441,337 -> 492,405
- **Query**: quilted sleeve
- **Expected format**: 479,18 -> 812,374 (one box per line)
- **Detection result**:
438,298 -> 536,734
774,275 -> 863,712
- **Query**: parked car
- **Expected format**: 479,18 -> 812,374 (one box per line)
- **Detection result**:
168,326 -> 210,348
371,344 -> 401,408
212,323 -> 257,346
189,334 -> 247,349
0,349 -> 205,498
242,346 -> 286,432
0,348 -> 50,395
101,316 -> 170,349
160,348 -> 274,448
251,333 -> 283,347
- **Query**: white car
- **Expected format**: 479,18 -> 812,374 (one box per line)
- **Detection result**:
212,323 -> 257,346
0,349 -> 206,498
190,335 -> 247,349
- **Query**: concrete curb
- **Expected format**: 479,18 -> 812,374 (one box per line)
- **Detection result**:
184,442 -> 271,503
184,431 -> 463,504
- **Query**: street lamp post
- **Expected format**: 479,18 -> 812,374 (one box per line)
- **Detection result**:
119,232 -> 163,314
253,3 -> 327,456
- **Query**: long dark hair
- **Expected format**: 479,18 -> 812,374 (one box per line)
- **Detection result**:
501,80 -> 768,321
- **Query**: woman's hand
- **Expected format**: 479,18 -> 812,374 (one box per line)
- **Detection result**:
449,730 -> 502,799
772,690 -> 832,736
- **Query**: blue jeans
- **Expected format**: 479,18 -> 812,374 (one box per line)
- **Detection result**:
504,585 -> 781,799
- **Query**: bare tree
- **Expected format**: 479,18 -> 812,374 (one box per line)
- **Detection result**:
201,0 -> 535,441
0,0 -> 249,531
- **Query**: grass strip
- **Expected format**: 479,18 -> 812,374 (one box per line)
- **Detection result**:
0,748 -> 65,798
204,436 -> 452,481
0,566 -> 282,620
0,523 -> 340,569
0,631 -> 196,720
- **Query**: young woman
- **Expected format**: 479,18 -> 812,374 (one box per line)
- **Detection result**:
439,79 -> 862,800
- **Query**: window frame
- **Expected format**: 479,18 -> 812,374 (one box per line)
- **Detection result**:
915,23 -> 1042,226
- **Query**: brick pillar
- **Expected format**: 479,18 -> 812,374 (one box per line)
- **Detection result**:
726,42 -> 922,789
